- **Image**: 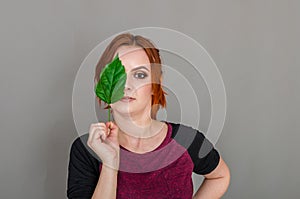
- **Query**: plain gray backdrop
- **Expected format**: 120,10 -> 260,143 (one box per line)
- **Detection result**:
1,0 -> 299,198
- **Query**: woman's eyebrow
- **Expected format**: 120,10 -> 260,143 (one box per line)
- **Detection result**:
130,66 -> 149,72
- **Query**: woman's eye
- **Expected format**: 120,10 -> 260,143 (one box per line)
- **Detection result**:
134,72 -> 148,79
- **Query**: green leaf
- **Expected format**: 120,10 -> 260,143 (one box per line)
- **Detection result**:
94,54 -> 127,106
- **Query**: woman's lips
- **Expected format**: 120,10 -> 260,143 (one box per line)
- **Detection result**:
120,96 -> 136,102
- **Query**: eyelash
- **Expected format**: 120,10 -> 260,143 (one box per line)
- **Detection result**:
133,71 -> 148,79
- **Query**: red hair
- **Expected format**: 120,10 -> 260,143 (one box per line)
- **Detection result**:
94,33 -> 167,119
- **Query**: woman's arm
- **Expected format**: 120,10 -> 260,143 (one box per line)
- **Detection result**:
88,121 -> 120,199
193,156 -> 230,199
91,164 -> 118,199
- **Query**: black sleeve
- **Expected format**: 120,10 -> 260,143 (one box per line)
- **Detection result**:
170,122 -> 220,175
188,130 -> 220,175
67,134 -> 101,199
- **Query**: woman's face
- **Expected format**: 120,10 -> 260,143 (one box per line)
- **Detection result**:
110,46 -> 152,118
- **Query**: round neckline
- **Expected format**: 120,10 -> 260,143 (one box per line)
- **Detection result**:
119,121 -> 171,154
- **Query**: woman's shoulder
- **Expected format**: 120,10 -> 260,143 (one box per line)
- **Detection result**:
163,120 -> 209,150
164,121 -> 220,175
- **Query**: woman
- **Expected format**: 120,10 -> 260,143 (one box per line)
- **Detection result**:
67,33 -> 230,199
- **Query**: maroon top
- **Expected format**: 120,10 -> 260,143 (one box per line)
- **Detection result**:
67,121 -> 220,199
101,122 -> 194,199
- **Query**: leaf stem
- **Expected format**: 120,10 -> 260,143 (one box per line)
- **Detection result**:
108,107 -> 111,121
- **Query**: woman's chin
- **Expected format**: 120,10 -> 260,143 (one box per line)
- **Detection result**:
111,102 -> 151,118
112,107 -> 134,116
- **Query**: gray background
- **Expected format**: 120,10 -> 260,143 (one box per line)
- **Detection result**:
1,0 -> 299,198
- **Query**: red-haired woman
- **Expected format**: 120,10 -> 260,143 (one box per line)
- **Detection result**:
67,33 -> 230,199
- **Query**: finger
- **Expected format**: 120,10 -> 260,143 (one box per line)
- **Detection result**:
89,123 -> 103,137
106,121 -> 118,132
95,128 -> 107,142
89,124 -> 104,139
105,122 -> 113,135
88,124 -> 97,145
90,123 -> 106,134
91,123 -> 106,128
105,122 -> 111,129
88,127 -> 105,146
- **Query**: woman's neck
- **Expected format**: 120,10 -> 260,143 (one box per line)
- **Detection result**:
113,111 -> 154,138
112,111 -> 166,152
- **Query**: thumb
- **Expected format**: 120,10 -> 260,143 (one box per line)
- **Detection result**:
106,121 -> 117,132
105,121 -> 112,129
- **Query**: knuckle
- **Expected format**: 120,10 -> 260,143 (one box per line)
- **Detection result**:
90,123 -> 97,127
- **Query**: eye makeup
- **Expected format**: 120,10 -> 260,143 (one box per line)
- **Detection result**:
130,66 -> 150,80
133,71 -> 148,79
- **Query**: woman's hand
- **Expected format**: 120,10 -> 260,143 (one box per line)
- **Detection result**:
87,121 -> 120,170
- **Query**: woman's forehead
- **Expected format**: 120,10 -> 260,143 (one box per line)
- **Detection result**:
114,46 -> 150,71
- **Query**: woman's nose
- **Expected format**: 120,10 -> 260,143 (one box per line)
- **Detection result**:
124,76 -> 133,91
124,85 -> 131,91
